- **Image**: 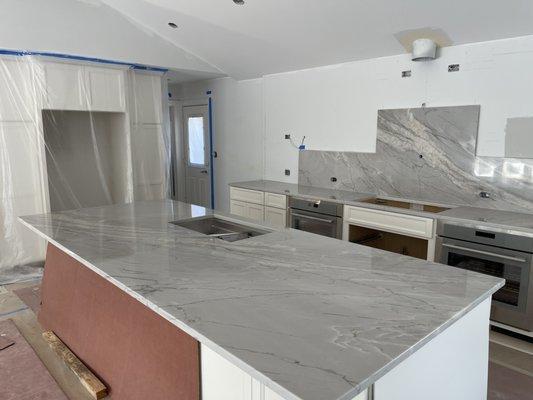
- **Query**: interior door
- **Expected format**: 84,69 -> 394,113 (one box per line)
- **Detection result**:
182,105 -> 211,207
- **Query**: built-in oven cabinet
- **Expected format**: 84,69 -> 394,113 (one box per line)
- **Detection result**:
229,187 -> 288,228
343,205 -> 436,261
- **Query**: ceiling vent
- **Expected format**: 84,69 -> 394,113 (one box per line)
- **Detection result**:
412,38 -> 437,61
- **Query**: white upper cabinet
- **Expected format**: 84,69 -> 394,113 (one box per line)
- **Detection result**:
86,67 -> 125,112
44,62 -> 126,112
132,73 -> 163,124
44,63 -> 86,111
0,59 -> 36,122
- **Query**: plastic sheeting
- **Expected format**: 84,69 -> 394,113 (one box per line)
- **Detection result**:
0,54 -> 171,274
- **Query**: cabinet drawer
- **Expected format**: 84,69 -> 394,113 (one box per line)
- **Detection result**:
264,206 -> 287,228
344,206 -> 434,239
230,200 -> 248,218
264,192 -> 287,209
230,187 -> 264,205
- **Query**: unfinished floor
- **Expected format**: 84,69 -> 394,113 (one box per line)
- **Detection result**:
1,280 -> 533,400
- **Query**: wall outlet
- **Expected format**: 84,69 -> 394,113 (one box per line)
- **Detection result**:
285,134 -> 291,140
285,169 -> 290,176
448,64 -> 460,72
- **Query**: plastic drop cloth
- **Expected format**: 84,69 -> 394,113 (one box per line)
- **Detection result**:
0,54 -> 171,277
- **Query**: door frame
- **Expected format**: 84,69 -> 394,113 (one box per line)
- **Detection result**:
170,97 -> 213,208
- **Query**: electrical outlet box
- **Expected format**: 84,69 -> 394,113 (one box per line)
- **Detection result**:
448,64 -> 460,72
285,169 -> 290,176
285,134 -> 291,140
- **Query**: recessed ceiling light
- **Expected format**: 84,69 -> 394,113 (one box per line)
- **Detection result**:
168,22 -> 178,28
233,0 -> 245,5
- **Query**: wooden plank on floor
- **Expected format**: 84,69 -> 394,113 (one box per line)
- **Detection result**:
43,331 -> 108,400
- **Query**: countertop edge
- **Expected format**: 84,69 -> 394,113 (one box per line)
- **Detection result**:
19,216 -> 504,400
229,181 -> 533,238
335,280 -> 504,400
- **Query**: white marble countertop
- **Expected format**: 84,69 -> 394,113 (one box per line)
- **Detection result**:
20,201 -> 503,400
231,180 -> 533,237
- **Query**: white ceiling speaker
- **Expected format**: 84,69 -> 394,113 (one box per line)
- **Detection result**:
412,38 -> 437,61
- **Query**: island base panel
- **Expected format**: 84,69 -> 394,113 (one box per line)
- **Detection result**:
38,243 -> 200,400
374,297 -> 491,400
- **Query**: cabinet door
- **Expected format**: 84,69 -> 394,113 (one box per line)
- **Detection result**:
132,73 -> 162,124
247,203 -> 264,222
86,67 -> 125,112
202,346 -> 252,400
264,206 -> 287,228
230,200 -> 248,218
44,63 -> 86,110
131,124 -> 166,200
264,192 -> 287,209
265,386 -> 287,400
0,122 -> 46,265
0,59 -> 35,121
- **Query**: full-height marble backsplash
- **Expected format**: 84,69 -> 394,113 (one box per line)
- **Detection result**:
299,106 -> 533,212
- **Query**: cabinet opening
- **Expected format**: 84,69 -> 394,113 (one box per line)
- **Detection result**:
42,110 -> 130,212
348,225 -> 428,260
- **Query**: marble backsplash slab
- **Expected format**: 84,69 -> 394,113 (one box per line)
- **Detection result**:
299,105 -> 533,212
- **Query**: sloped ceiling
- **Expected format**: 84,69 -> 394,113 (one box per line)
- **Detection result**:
101,0 -> 533,80
0,0 -> 223,81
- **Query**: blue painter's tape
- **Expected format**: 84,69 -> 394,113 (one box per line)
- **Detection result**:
208,96 -> 215,209
0,48 -> 168,72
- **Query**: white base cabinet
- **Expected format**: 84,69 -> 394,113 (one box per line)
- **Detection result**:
264,206 -> 287,227
230,199 -> 264,222
229,186 -> 287,228
343,205 -> 436,261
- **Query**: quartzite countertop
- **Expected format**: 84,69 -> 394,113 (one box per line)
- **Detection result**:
231,180 -> 533,237
20,200 -> 503,400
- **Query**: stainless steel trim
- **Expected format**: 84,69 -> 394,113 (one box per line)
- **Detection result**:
290,212 -> 335,224
441,243 -> 528,263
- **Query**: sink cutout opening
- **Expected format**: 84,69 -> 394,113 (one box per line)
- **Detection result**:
360,197 -> 449,213
170,216 -> 270,242
349,225 -> 428,260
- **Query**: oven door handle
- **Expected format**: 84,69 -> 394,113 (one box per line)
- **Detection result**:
291,212 -> 335,224
441,243 -> 528,264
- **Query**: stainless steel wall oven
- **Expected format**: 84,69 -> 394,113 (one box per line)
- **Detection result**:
436,221 -> 533,332
289,197 -> 343,239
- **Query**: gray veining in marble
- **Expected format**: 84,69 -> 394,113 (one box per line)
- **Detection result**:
19,201 -> 503,400
299,106 -> 533,212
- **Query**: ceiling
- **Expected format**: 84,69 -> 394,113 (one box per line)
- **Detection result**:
100,0 -> 533,80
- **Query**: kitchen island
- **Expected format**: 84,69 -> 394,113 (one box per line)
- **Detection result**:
20,200 -> 503,400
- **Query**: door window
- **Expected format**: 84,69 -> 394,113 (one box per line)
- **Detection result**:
187,116 -> 205,166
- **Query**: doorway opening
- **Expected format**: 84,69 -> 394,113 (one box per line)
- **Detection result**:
170,101 -> 212,208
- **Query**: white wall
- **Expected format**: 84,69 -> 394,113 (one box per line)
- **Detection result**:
170,78 -> 264,212
173,35 -> 533,201
0,0 -> 220,74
